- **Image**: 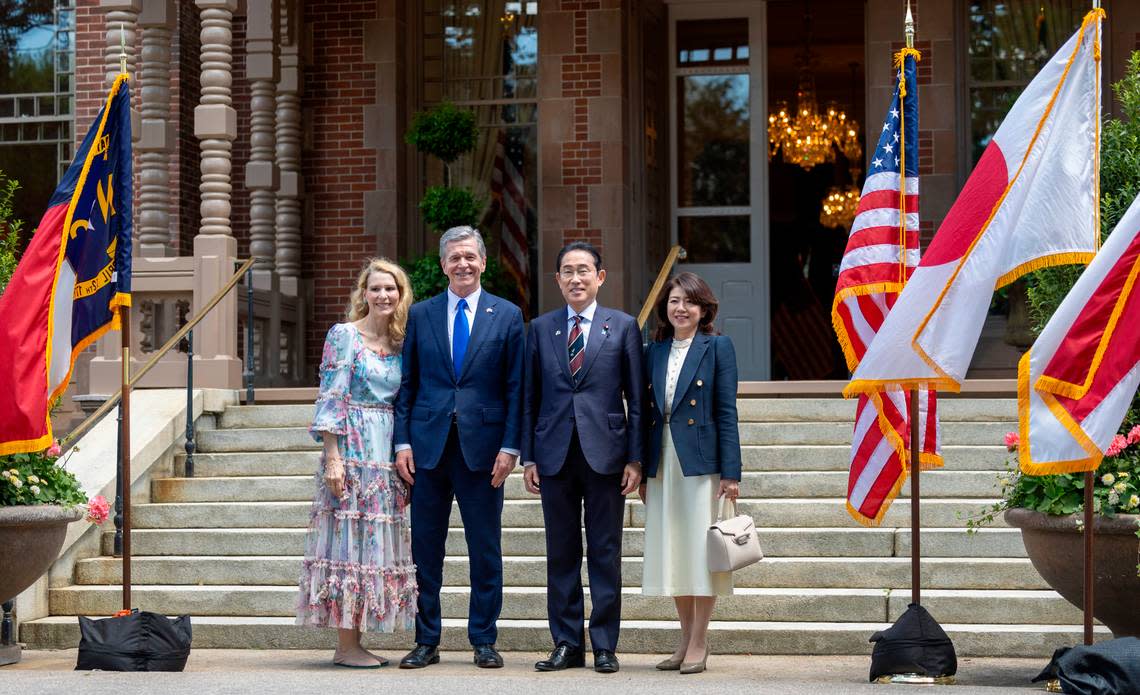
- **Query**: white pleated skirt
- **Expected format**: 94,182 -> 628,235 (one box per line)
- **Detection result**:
642,424 -> 733,596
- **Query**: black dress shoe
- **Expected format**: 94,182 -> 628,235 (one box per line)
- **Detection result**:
593,649 -> 620,673
473,643 -> 504,668
534,643 -> 585,671
399,644 -> 440,669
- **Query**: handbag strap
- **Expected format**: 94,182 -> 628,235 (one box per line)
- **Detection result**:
716,496 -> 737,521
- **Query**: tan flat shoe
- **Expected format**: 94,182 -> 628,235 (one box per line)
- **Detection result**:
655,655 -> 683,671
679,647 -> 709,674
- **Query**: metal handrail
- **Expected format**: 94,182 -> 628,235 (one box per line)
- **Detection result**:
63,257 -> 257,446
636,245 -> 687,330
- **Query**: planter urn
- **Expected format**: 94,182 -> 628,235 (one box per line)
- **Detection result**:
0,504 -> 82,666
1005,507 -> 1140,638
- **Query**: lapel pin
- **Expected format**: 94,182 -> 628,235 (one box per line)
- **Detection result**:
486,307 -> 494,313
602,324 -> 610,336
555,329 -> 562,336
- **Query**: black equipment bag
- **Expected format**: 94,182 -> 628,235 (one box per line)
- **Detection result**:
76,609 -> 192,671
1032,637 -> 1140,695
868,603 -> 957,681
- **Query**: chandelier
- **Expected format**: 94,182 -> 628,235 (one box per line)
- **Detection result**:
819,185 -> 861,229
767,4 -> 861,170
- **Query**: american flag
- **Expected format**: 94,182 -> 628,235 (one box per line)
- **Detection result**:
492,129 -> 530,314
831,49 -> 941,526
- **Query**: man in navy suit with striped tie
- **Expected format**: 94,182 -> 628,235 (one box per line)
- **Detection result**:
522,241 -> 644,673
394,226 -> 525,670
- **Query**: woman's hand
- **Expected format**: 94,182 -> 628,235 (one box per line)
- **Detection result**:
717,478 -> 739,501
324,454 -> 346,498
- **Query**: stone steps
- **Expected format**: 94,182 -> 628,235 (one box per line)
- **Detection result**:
71,556 -> 1049,590
127,498 -> 1004,529
194,421 -> 1015,452
151,469 -> 1007,503
177,444 -> 1012,476
102,526 -> 1025,559
45,585 -> 1085,625
22,398 -> 1073,657
20,616 -> 1108,657
218,399 -> 1019,429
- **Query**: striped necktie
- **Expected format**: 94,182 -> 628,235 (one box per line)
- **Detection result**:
568,314 -> 585,377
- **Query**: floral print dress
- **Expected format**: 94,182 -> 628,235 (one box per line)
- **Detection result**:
296,323 -> 416,632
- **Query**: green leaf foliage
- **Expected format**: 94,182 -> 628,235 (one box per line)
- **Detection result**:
0,447 -> 88,508
419,185 -> 482,233
0,170 -> 25,295
405,102 -> 479,163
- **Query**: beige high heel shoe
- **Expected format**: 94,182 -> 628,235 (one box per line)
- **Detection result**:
679,647 -> 709,674
655,654 -> 684,671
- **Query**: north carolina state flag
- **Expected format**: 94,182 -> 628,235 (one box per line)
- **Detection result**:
1019,192 -> 1140,475
0,74 -> 133,455
846,9 -> 1103,398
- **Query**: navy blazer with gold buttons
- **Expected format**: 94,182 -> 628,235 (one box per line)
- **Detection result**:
643,333 -> 741,481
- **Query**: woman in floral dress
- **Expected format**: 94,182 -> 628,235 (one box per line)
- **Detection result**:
297,258 -> 417,668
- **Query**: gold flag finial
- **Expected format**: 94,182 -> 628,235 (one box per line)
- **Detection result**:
905,1 -> 915,49
119,22 -> 127,75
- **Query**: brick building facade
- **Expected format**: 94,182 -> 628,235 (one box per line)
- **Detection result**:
61,0 -> 1140,390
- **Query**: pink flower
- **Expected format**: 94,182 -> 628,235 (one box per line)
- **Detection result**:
46,441 -> 62,458
85,495 -> 110,525
1106,434 -> 1129,458
1004,432 -> 1019,452
1128,425 -> 1140,445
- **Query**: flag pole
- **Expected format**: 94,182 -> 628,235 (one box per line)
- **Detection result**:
902,0 -> 923,610
1083,0 -> 1101,648
117,22 -> 131,612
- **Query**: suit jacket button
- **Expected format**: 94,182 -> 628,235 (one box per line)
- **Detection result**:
696,379 -> 703,387
651,420 -> 656,426
687,418 -> 694,425
648,383 -> 652,389
690,399 -> 696,406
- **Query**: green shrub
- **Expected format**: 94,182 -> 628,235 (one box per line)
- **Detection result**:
419,185 -> 482,233
404,102 -> 479,165
0,172 -> 25,295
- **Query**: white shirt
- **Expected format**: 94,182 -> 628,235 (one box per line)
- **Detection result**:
447,286 -> 481,358
566,300 -> 598,348
395,285 -> 518,459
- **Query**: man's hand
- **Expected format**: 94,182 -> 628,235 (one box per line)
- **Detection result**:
491,451 -> 517,488
523,464 -> 541,494
621,463 -> 642,495
395,449 -> 416,486
637,482 -> 647,504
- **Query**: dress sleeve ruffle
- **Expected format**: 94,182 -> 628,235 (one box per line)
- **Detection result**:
310,323 -> 354,441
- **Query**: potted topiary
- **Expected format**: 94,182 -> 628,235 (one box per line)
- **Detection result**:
968,54 -> 1140,639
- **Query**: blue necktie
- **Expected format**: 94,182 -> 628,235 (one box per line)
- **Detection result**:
453,297 -> 470,379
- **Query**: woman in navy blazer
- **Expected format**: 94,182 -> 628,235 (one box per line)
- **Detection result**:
638,272 -> 741,675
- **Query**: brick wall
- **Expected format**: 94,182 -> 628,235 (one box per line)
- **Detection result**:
539,0 -> 629,313
301,0 -> 381,369
174,2 -> 201,255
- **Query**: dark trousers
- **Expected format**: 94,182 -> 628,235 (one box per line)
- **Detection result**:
539,428 -> 626,652
411,423 -> 504,646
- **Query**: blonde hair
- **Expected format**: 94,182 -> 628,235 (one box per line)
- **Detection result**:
346,258 -> 414,344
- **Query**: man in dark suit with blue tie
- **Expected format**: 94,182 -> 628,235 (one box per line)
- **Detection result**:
394,226 -> 524,670
522,241 -> 644,674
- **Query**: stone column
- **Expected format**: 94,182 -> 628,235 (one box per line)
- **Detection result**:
193,0 -> 242,388
101,0 -> 139,87
275,0 -> 303,286
136,0 -> 176,257
246,0 -> 280,273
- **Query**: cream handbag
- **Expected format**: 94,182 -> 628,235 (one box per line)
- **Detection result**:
707,498 -> 763,572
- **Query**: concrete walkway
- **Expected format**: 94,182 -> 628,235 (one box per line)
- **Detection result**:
2,650 -> 1051,694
